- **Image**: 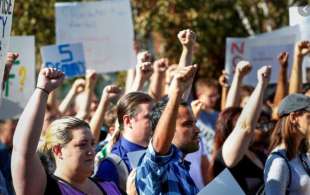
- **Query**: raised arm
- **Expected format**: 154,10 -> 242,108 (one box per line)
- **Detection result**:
177,29 -> 196,100
11,68 -> 64,195
153,65 -> 197,155
271,52 -> 289,120
222,65 -> 271,167
89,85 -> 121,143
148,58 -> 169,101
218,70 -> 229,111
289,41 -> 310,94
75,70 -> 97,120
58,78 -> 85,114
225,61 -> 252,108
2,52 -> 19,90
128,51 -> 153,93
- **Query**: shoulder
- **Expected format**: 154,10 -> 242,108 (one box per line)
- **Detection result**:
264,151 -> 291,181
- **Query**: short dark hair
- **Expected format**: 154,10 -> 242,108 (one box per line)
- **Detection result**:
150,96 -> 188,131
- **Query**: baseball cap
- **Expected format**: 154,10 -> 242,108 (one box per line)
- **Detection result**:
278,93 -> 310,117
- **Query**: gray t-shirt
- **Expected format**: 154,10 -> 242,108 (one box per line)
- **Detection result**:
264,149 -> 310,195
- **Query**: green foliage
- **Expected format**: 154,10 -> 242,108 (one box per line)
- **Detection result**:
10,0 -> 310,80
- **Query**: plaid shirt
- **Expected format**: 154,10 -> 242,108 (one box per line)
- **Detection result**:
136,143 -> 199,195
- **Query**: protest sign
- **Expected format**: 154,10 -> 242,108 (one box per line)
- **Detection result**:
0,0 -> 15,106
41,43 -> 86,78
0,36 -> 35,119
127,150 -> 146,169
198,169 -> 246,195
289,7 -> 310,82
55,0 -> 136,73
225,26 -> 298,85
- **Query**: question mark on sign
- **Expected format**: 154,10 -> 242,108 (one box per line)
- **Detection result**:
18,66 -> 27,92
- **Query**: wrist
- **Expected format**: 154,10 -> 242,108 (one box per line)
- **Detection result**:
36,86 -> 50,95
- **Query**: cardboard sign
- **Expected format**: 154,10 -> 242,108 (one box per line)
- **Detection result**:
289,7 -> 310,82
0,0 -> 15,106
0,36 -> 35,119
41,43 -> 86,78
225,26 -> 298,85
55,0 -> 136,73
198,169 -> 246,195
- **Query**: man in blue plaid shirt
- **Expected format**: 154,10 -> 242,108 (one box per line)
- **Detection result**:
136,59 -> 200,195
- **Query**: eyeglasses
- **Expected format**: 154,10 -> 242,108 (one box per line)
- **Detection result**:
256,120 -> 276,132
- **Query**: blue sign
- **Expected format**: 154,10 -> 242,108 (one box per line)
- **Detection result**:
41,43 -> 86,78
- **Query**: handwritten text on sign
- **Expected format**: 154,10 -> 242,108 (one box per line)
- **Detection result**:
41,43 -> 86,78
0,0 -> 15,106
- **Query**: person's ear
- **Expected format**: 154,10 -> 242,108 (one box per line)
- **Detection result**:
52,145 -> 63,159
289,112 -> 299,126
123,115 -> 133,129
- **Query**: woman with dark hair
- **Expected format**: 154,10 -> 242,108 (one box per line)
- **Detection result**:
208,66 -> 272,194
264,93 -> 310,195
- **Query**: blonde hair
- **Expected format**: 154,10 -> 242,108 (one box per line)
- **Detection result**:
38,116 -> 90,173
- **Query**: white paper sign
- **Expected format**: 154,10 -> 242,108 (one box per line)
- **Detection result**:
289,7 -> 310,82
55,0 -> 136,73
127,150 -> 145,169
225,26 -> 298,85
0,36 -> 35,119
41,43 -> 86,78
0,0 -> 15,106
198,169 -> 246,195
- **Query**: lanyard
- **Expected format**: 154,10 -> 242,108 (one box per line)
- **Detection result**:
299,153 -> 310,177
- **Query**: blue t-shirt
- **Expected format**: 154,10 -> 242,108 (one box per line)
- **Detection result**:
94,138 -> 146,185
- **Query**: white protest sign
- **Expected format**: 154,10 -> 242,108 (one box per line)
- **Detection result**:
55,0 -> 136,73
289,7 -> 310,82
127,150 -> 145,169
0,36 -> 35,119
41,43 -> 86,78
0,0 -> 15,106
225,26 -> 298,85
225,38 -> 247,83
198,169 -> 246,195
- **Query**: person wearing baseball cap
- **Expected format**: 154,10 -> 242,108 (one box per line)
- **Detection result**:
264,93 -> 310,195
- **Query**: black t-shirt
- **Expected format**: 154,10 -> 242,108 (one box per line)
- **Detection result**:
213,148 -> 266,195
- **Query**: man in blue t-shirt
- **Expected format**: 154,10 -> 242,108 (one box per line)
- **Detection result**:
94,92 -> 154,191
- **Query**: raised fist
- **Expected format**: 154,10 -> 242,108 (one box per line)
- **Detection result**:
296,41 -> 310,57
72,78 -> 85,93
277,52 -> 289,68
191,99 -> 205,118
85,69 -> 97,89
169,65 -> 197,96
257,65 -> 272,84
37,68 -> 64,93
102,85 -> 122,101
219,70 -> 229,88
137,51 -> 152,63
153,58 -> 169,73
236,61 -> 252,78
178,29 -> 196,48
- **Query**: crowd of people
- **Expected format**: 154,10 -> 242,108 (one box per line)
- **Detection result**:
1,29 -> 310,195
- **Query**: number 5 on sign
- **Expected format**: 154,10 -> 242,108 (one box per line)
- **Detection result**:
41,43 -> 86,78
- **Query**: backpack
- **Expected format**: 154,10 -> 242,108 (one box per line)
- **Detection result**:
104,153 -> 129,191
256,151 -> 292,195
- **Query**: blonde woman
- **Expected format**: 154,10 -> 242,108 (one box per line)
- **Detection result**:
11,68 -> 121,195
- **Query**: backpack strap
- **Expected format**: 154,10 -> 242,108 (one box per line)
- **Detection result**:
270,151 -> 292,195
106,153 -> 129,191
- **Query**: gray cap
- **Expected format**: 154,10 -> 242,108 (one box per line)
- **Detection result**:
278,93 -> 310,117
